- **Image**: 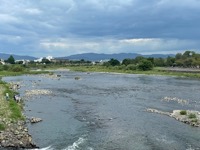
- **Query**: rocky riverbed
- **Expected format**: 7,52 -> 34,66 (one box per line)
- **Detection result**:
0,118 -> 37,149
0,80 -> 41,149
25,89 -> 52,98
147,108 -> 200,127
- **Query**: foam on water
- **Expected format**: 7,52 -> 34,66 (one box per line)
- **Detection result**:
29,146 -> 53,150
64,137 -> 85,150
32,137 -> 89,150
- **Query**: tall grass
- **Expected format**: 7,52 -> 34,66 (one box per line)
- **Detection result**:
0,123 -> 5,131
0,81 -> 24,121
189,113 -> 197,119
9,100 -> 24,120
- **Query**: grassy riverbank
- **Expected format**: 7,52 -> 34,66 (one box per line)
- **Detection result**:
66,65 -> 200,79
0,68 -> 49,131
0,67 -> 47,148
0,81 -> 24,131
0,70 -> 49,77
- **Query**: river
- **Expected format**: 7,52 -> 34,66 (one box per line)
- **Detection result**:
3,71 -> 200,150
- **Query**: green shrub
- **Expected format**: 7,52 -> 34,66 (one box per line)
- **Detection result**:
189,113 -> 196,119
3,65 -> 10,71
0,65 -> 4,71
0,123 -> 5,131
191,119 -> 198,123
118,65 -> 126,70
113,66 -> 119,70
9,66 -> 25,72
126,64 -> 137,70
138,60 -> 153,71
180,110 -> 187,115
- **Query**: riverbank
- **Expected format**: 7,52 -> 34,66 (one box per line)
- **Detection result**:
65,66 -> 200,79
0,81 -> 37,149
0,69 -> 49,149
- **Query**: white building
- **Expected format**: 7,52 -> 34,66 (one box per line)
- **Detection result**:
34,57 -> 43,63
0,59 -> 5,65
46,56 -> 53,61
15,59 -> 30,64
34,56 -> 54,63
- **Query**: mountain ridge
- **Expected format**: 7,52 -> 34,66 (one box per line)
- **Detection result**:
0,53 -> 37,60
59,52 -> 175,61
0,52 -> 175,61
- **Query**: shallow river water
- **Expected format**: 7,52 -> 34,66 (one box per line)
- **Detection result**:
3,71 -> 200,150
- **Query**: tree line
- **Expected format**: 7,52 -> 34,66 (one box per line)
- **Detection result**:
1,51 -> 200,71
103,51 -> 200,71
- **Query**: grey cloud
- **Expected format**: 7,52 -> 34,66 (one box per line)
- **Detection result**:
2,0 -> 200,39
0,0 -> 200,57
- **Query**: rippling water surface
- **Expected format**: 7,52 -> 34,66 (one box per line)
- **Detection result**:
3,71 -> 200,150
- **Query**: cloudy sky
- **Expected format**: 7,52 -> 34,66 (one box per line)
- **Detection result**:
0,0 -> 200,57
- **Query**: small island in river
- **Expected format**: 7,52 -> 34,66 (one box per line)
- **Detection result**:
147,108 -> 200,127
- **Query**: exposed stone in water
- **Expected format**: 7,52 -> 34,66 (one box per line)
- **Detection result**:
30,117 -> 42,123
24,89 -> 52,98
75,76 -> 81,80
147,108 -> 200,127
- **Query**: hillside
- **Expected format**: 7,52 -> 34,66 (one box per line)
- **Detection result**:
61,53 -> 174,61
0,53 -> 37,60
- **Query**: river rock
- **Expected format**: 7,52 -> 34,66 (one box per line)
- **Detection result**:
146,108 -> 170,116
0,121 -> 37,149
30,117 -> 42,123
75,76 -> 81,80
162,97 -> 189,105
25,89 -> 52,98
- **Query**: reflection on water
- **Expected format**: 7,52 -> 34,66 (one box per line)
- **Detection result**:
3,71 -> 200,150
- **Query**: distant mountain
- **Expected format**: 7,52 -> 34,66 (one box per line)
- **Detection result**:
61,53 -> 175,61
62,53 -> 141,61
0,53 -> 37,61
143,54 -> 175,58
0,52 -> 175,62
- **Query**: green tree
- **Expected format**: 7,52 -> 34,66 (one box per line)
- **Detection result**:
183,58 -> 193,67
147,57 -> 154,65
138,60 -> 153,71
42,58 -> 51,64
122,59 -> 133,66
166,56 -> 175,66
108,58 -> 120,66
175,53 -> 182,60
134,56 -> 145,64
154,58 -> 165,67
7,55 -> 15,64
183,51 -> 195,57
175,59 -> 184,67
